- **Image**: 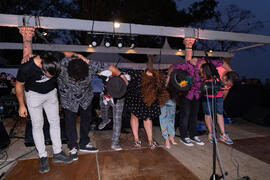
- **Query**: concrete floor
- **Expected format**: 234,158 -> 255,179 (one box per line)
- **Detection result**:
1,118 -> 270,180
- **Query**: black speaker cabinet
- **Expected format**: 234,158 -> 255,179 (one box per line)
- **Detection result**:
0,121 -> 10,149
243,106 -> 270,127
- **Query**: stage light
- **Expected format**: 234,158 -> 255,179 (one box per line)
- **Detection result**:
104,35 -> 112,48
128,37 -> 136,49
209,49 -> 213,53
116,36 -> 123,48
90,34 -> 98,47
178,49 -> 182,52
114,22 -> 120,29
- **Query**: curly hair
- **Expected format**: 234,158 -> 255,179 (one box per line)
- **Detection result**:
141,69 -> 169,107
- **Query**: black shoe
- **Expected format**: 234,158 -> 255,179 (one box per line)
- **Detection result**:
69,148 -> 78,161
53,151 -> 73,164
80,144 -> 99,153
39,157 -> 50,173
179,137 -> 194,147
190,136 -> 205,146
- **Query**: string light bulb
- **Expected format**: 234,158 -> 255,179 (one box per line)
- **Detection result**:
114,22 -> 120,29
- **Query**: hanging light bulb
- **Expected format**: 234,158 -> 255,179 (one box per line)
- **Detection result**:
114,22 -> 120,29
42,32 -> 47,36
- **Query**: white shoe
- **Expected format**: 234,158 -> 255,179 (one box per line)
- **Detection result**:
111,145 -> 123,151
98,119 -> 111,130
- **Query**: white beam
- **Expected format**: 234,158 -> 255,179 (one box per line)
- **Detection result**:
198,29 -> 270,44
1,14 -> 270,44
0,14 -> 187,37
230,43 -> 265,52
0,42 -> 234,58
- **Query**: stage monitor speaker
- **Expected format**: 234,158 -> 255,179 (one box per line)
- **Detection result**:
0,121 -> 10,149
243,106 -> 270,127
24,118 -> 67,147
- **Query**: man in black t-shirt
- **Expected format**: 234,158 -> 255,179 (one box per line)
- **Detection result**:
16,53 -> 73,173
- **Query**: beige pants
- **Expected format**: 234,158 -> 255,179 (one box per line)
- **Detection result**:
25,89 -> 62,158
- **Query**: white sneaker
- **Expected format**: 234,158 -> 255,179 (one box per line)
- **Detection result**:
98,119 -> 111,130
190,136 -> 205,146
69,147 -> 78,161
180,137 -> 194,147
111,144 -> 123,151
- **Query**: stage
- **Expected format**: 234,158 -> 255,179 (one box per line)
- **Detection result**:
1,117 -> 270,180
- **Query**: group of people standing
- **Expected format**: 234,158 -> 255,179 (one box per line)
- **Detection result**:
14,51 -> 239,173
0,72 -> 16,97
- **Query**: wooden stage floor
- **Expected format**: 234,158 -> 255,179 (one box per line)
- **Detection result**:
1,117 -> 270,179
4,147 -> 199,180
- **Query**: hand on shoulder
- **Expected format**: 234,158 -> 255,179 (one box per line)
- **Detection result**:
21,54 -> 36,64
62,51 -> 90,64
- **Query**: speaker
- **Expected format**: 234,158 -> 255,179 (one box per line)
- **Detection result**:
0,121 -> 10,149
24,118 -> 67,147
243,106 -> 270,127
224,84 -> 262,117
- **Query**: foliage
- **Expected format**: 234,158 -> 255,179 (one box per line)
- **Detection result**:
194,4 -> 264,51
0,0 -> 219,64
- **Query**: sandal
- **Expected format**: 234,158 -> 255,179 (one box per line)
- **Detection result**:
134,141 -> 142,148
169,136 -> 177,145
149,141 -> 158,150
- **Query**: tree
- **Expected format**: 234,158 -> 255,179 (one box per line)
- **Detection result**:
0,0 -> 219,64
193,4 -> 264,52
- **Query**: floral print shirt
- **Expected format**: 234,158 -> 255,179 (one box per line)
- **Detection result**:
173,58 -> 222,100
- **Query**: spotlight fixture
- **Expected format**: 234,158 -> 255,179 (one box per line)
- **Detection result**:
128,36 -> 136,49
104,35 -> 112,48
208,49 -> 213,53
116,36 -> 123,48
90,34 -> 98,47
128,24 -> 135,49
178,49 -> 182,52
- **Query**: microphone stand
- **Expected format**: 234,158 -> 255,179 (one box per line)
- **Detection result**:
207,77 -> 227,180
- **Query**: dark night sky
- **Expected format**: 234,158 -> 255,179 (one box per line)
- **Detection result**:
176,0 -> 270,82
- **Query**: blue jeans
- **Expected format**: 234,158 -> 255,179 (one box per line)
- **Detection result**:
159,99 -> 176,139
202,97 -> 224,115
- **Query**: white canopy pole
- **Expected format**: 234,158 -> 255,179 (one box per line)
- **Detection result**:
0,14 -> 270,44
